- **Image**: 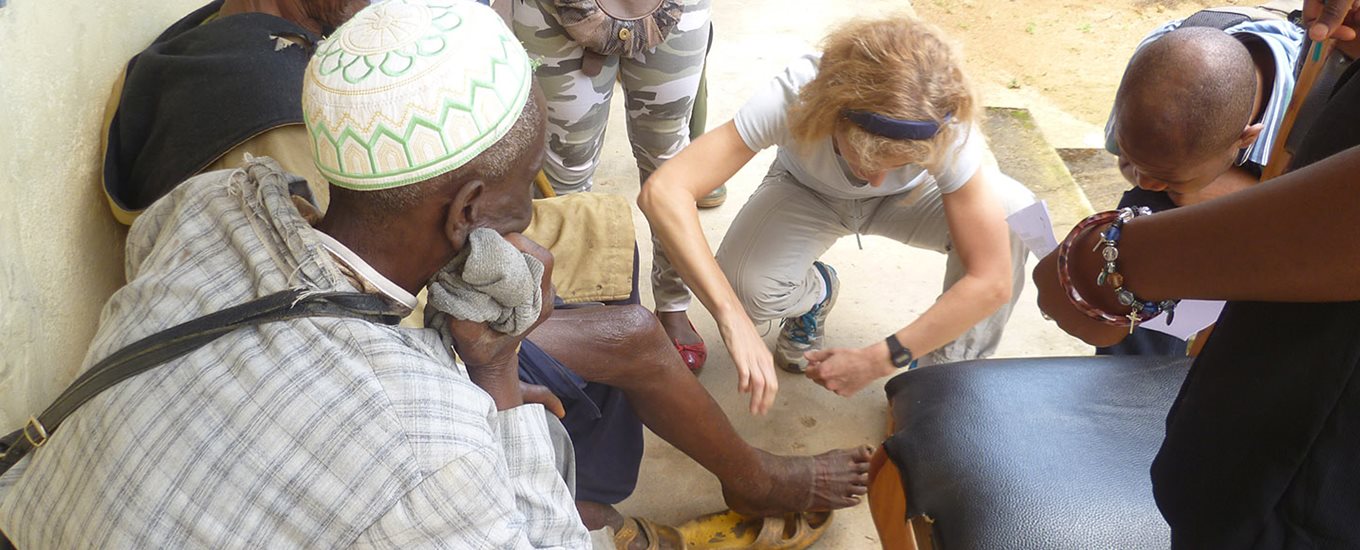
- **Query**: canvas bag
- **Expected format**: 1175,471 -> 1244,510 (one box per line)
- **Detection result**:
550,0 -> 683,75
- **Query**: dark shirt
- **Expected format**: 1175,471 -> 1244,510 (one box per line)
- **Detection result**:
1152,54 -> 1360,549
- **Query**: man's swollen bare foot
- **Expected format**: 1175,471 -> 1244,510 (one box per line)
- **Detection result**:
721,446 -> 873,517
657,310 -> 707,372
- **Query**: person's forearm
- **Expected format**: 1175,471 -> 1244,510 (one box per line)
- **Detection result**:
639,177 -> 749,325
1114,145 -> 1360,303
639,121 -> 758,327
891,273 -> 1011,357
467,357 -> 525,411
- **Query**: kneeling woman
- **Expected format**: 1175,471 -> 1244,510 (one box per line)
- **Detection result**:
639,16 -> 1034,413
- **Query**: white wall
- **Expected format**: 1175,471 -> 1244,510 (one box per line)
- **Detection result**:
0,0 -> 208,429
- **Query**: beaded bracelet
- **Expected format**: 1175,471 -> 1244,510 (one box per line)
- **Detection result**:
1094,207 -> 1178,332
1056,210 -> 1128,327
1056,208 -> 1178,332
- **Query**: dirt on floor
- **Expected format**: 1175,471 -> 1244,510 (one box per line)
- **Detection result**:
915,0 -> 1241,125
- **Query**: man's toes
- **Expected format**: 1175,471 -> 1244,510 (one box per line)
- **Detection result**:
855,445 -> 874,460
841,463 -> 869,481
834,447 -> 869,463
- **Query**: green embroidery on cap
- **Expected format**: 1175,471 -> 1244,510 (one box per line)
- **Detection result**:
313,0 -> 466,84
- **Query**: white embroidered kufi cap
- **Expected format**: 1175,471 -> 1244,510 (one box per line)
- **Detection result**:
303,0 -> 532,190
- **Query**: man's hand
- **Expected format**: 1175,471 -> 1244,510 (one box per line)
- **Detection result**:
448,233 -> 556,410
521,381 -> 566,418
717,316 -> 779,415
1304,0 -> 1360,42
804,344 -> 895,397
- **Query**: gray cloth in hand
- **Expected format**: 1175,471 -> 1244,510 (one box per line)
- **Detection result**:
425,228 -> 545,336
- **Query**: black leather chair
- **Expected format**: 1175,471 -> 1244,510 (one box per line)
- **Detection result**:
875,356 -> 1191,549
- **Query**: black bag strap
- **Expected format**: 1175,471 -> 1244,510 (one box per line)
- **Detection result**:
1181,9 -> 1254,30
1180,2 -> 1297,30
0,288 -> 402,477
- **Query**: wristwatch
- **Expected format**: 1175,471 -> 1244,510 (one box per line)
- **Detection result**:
885,334 -> 915,369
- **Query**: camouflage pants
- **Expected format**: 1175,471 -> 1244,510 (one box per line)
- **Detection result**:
514,0 -> 711,312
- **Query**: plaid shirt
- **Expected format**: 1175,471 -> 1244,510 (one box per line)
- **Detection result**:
0,159 -> 590,549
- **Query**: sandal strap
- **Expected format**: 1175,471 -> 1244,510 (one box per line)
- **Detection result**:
633,517 -> 662,550
614,517 -> 665,550
612,517 -> 640,549
751,515 -> 790,546
750,512 -> 833,549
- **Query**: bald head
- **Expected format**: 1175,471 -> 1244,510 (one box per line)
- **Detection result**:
1114,27 -> 1257,162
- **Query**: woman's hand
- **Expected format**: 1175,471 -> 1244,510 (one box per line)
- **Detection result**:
717,314 -> 779,415
804,342 -> 894,397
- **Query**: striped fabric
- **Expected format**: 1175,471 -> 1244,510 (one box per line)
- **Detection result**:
0,158 -> 590,549
1104,17 -> 1305,169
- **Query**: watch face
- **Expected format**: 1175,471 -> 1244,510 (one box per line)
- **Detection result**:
886,335 -> 913,368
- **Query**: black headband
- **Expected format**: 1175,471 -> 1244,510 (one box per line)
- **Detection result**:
843,110 -> 953,141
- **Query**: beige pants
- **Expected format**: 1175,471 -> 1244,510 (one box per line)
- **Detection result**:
713,161 -> 1035,366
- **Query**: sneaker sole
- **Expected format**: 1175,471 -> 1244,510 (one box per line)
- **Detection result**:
697,188 -> 727,208
696,196 -> 726,208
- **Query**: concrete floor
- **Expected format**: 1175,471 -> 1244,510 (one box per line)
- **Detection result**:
580,0 -> 1093,546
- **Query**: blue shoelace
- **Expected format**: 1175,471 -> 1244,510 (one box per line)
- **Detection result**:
784,298 -> 826,345
784,263 -> 833,345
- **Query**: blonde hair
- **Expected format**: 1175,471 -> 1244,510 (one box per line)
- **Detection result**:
788,15 -> 978,172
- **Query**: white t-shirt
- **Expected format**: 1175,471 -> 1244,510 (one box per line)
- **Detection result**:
733,53 -> 985,200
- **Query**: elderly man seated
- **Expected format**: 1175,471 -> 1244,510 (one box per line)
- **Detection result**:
0,2 -> 869,548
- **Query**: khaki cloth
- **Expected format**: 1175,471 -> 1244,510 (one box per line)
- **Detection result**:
525,192 -> 635,303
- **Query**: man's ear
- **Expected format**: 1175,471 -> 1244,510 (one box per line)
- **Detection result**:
443,180 -> 485,254
1238,123 -> 1265,150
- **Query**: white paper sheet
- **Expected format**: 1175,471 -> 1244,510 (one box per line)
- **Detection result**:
1138,299 -> 1226,341
1006,200 -> 1060,258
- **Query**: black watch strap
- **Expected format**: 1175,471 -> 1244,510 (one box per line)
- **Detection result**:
885,334 -> 915,369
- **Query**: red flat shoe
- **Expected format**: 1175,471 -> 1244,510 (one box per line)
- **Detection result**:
672,322 -> 707,374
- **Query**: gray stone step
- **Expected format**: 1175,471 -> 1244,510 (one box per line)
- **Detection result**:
1057,147 -> 1130,212
980,107 -> 1094,233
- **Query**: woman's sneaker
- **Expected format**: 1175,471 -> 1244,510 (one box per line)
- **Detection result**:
775,262 -> 839,373
697,185 -> 727,208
